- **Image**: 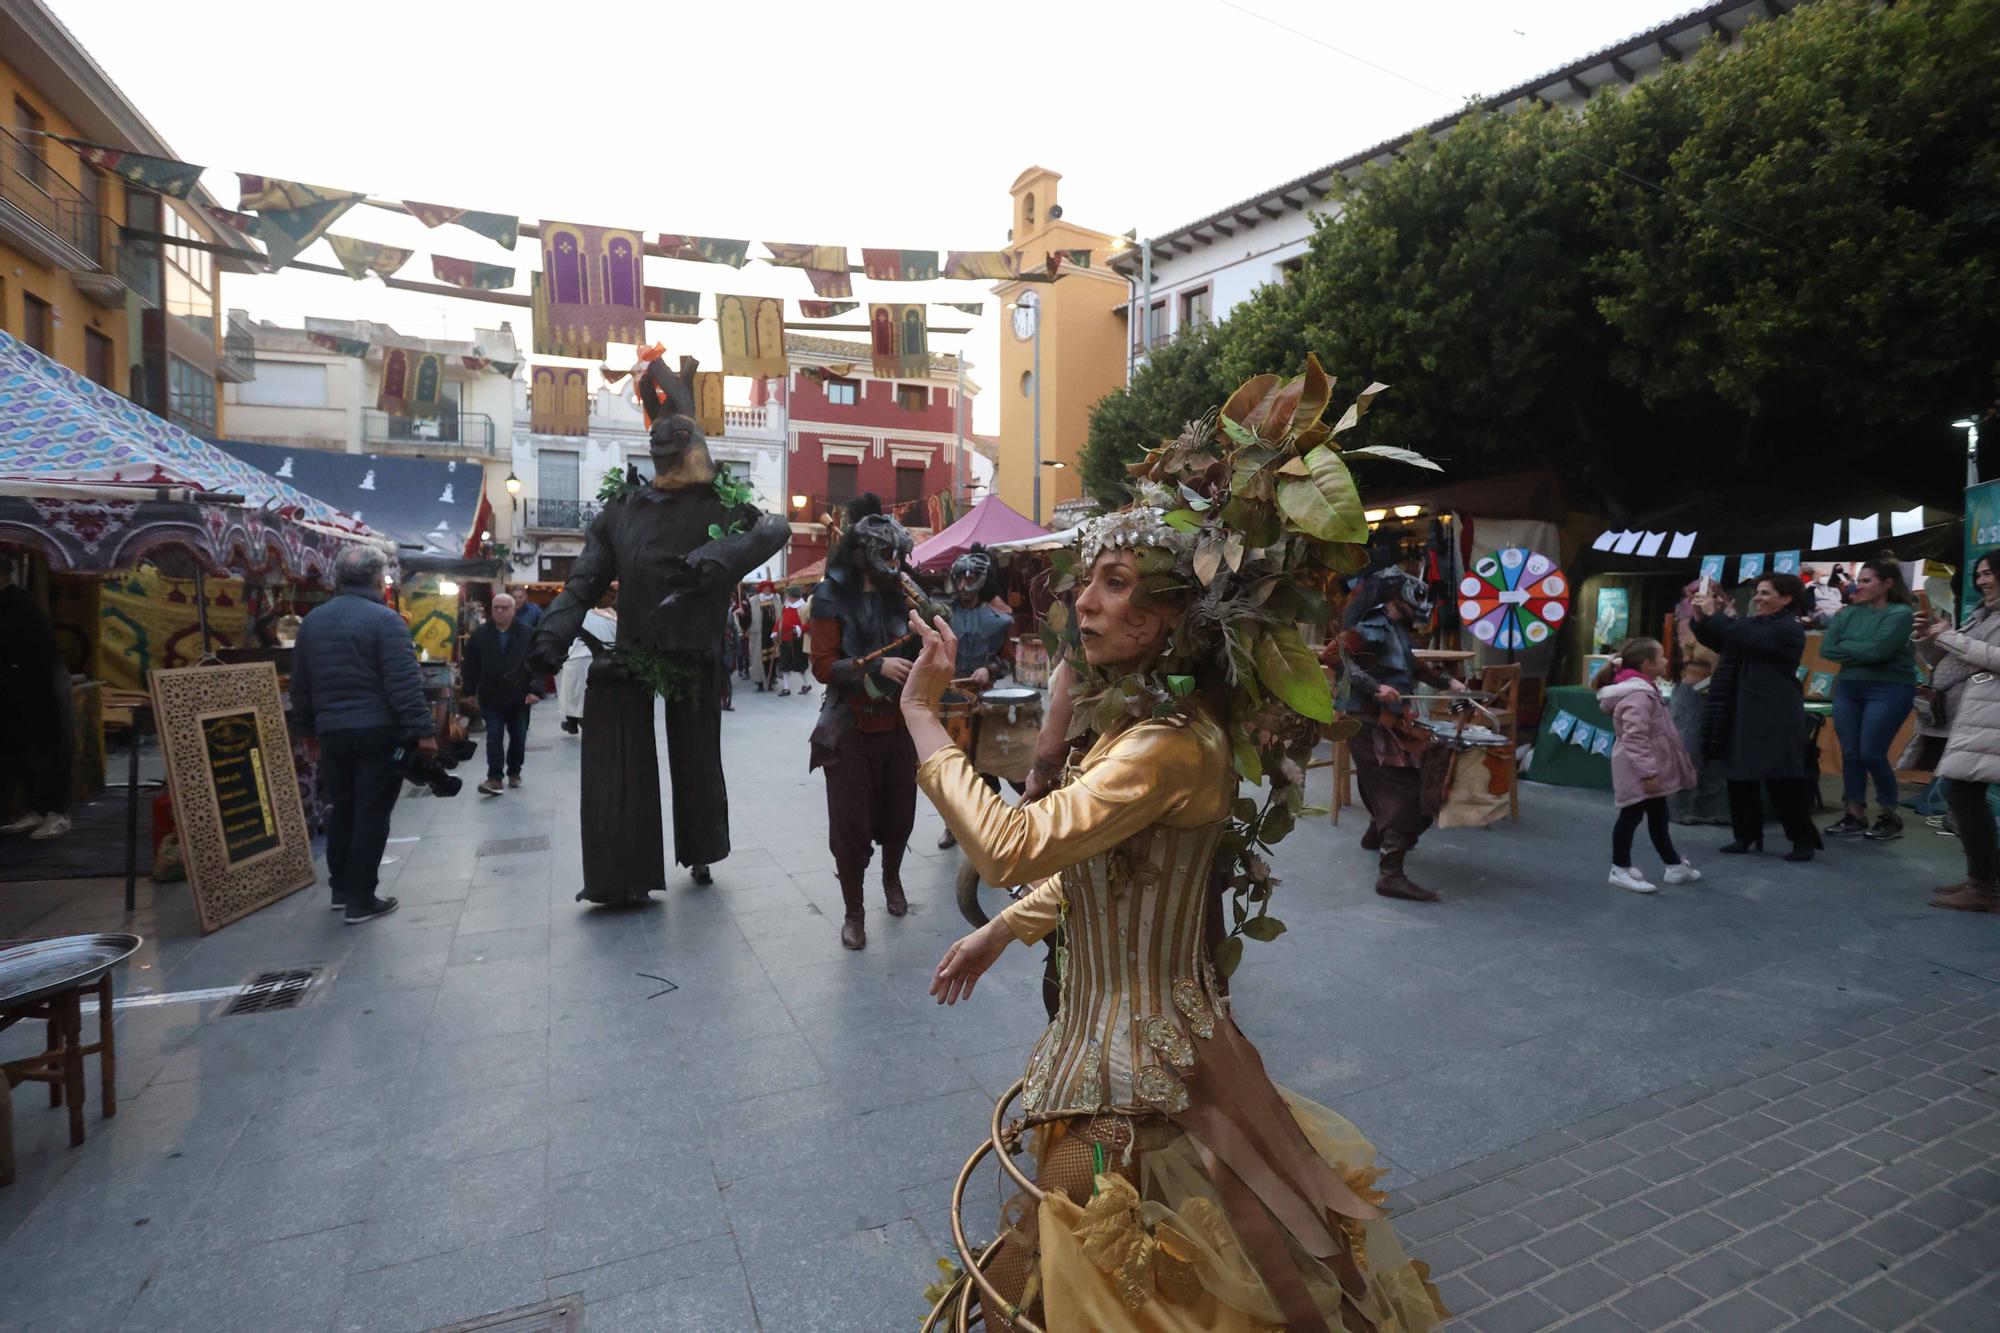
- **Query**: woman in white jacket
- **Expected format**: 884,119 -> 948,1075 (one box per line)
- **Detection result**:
1917,550 -> 2000,912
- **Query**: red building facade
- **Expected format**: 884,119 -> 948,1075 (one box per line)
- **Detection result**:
766,334 -> 982,574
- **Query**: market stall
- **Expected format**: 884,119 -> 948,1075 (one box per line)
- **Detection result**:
910,495 -> 1049,572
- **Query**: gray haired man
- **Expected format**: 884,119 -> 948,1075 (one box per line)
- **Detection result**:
290,545 -> 435,923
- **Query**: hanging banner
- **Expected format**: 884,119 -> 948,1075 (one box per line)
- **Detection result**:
715,294 -> 787,378
530,364 -> 590,436
942,249 -> 1059,283
305,330 -> 370,358
207,205 -> 256,234
1964,480 -> 2000,615
643,286 -> 702,320
326,233 -> 413,280
764,242 -> 848,271
432,255 -> 517,290
1054,248 -> 1092,270
378,347 -> 445,418
536,221 -> 645,359
238,174 -> 364,270
804,267 -> 853,298
868,303 -> 929,378
940,302 -> 983,315
658,234 -> 750,267
799,301 -> 858,319
863,249 -> 940,281
49,134 -> 204,199
693,371 -> 726,439
402,200 -> 520,249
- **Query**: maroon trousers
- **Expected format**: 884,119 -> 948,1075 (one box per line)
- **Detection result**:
822,725 -> 918,900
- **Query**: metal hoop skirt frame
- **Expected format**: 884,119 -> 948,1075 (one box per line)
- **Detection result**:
918,1078 -> 1048,1333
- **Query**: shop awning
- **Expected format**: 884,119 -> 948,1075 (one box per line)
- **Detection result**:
910,495 -> 1052,571
214,439 -> 485,556
0,330 -> 376,581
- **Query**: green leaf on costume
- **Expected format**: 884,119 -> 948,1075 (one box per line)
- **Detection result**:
707,523 -> 725,540
1214,935 -> 1245,978
1167,674 -> 1196,698
1218,413 -> 1260,450
1242,916 -> 1288,942
1260,803 -> 1295,845
1254,625 -> 1335,723
1230,729 -> 1264,784
1345,443 -> 1442,471
1162,508 -> 1202,533
1276,446 -> 1368,543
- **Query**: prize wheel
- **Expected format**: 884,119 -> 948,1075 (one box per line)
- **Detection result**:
1458,547 -> 1569,651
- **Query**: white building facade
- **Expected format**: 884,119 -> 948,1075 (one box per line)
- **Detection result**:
1110,0 -> 1803,371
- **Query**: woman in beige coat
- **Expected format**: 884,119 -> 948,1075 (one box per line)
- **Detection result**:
1917,550 -> 2000,911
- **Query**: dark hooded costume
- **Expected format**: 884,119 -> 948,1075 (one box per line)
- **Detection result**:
528,355 -> 788,902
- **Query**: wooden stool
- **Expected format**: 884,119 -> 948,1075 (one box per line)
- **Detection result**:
0,938 -> 127,1188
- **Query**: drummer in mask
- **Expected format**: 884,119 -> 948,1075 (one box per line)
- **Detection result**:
936,546 -> 1016,849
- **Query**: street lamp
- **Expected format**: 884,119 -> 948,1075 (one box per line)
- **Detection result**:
1955,418 -> 1982,487
504,472 -> 522,495
790,493 -> 809,511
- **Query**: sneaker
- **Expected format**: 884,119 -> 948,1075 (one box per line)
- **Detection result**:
28,815 -> 70,840
344,896 -> 400,924
507,773 -> 522,789
1662,861 -> 1702,885
477,778 -> 504,796
1,812 -> 47,835
1824,813 -> 1869,837
1863,813 -> 1904,842
1609,866 -> 1658,894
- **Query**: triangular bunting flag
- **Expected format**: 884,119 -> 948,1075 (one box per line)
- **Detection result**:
432,255 -> 517,290
306,330 -> 371,358
805,267 -> 852,298
403,201 -> 519,250
50,134 -> 204,199
862,249 -> 940,281
799,301 -> 858,319
326,234 -> 414,281
657,234 -> 750,267
238,174 -> 364,269
942,249 -> 1060,283
940,302 -> 983,315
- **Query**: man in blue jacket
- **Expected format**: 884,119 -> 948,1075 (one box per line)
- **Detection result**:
290,545 -> 434,923
463,591 -> 540,795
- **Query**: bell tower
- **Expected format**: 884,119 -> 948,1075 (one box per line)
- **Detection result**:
1010,166 -> 1061,244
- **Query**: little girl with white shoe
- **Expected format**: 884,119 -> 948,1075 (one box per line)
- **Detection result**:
1594,638 -> 1702,893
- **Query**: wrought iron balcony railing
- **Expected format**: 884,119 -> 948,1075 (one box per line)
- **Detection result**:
524,498 -> 600,531
361,409 -> 497,454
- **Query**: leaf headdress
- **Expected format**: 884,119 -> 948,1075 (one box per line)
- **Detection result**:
1043,356 -> 1433,973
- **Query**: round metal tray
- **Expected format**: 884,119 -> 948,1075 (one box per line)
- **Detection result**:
0,933 -> 143,1008
978,687 -> 1039,704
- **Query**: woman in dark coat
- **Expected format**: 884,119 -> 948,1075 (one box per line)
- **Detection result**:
1691,572 -> 1824,861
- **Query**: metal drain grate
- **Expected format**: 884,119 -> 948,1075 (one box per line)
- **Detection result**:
477,835 -> 550,857
225,967 -> 322,1015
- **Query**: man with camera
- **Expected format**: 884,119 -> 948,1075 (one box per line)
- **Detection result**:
291,545 -> 434,924
463,592 -> 540,796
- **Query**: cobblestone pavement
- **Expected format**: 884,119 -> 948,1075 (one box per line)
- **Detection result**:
1397,986 -> 2000,1332
0,684 -> 1996,1330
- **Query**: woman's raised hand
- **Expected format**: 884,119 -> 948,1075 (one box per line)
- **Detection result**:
901,609 -> 959,718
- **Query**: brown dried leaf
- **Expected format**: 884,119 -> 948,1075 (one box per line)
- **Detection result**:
1220,374 -> 1281,426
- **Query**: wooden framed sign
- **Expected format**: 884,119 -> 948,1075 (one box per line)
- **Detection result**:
149,662 -> 314,933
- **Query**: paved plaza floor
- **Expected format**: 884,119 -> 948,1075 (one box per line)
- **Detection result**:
1,684 -> 1996,1331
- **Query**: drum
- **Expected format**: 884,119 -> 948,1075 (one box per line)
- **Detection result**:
974,687 -> 1043,783
939,689 -> 979,753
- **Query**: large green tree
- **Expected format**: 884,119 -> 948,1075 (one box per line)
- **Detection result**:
1079,326 -> 1228,505
1082,0 -> 2000,513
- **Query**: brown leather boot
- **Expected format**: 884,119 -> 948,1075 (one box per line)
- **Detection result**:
1931,882 -> 1998,912
882,849 -> 909,917
1375,844 -> 1439,903
838,871 -> 868,947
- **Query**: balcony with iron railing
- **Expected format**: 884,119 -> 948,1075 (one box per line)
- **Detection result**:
0,126 -> 97,270
523,498 -> 601,532
787,491 -> 944,531
361,408 -> 498,456
216,315 -> 256,384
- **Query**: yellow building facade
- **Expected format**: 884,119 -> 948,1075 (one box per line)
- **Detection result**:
1,0 -> 250,434
993,167 -> 1128,526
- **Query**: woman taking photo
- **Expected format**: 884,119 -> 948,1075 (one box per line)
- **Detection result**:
1691,573 -> 1822,861
1820,559 -> 1917,841
1915,551 -> 2000,912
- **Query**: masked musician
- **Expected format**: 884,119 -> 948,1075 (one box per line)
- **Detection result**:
808,494 -> 929,949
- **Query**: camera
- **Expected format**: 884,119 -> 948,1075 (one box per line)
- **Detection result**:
395,741 -> 463,798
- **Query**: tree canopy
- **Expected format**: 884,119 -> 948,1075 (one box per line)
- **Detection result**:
1082,0 -> 2000,517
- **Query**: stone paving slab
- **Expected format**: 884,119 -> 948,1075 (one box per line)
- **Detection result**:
2,685 -> 1997,1330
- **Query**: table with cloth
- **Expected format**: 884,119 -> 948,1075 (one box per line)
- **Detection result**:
1530,684 -> 1835,793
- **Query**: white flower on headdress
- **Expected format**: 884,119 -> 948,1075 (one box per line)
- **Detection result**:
1075,508 -> 1193,564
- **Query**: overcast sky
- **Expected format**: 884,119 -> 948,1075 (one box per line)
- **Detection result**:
52,0 -> 1689,432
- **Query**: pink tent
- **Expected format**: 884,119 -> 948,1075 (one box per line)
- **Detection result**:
911,495 -> 1051,571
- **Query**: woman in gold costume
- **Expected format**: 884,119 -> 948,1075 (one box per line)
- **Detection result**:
904,362 -> 1449,1333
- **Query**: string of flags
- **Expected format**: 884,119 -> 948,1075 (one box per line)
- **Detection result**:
1591,506 -> 1931,581
1546,709 -> 1616,757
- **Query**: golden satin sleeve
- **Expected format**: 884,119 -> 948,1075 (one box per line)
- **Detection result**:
915,717 -> 1226,891
999,877 -> 1065,946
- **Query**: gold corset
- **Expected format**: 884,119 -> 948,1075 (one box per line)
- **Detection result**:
915,708 -> 1234,1120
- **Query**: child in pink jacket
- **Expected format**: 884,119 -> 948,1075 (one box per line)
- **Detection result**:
1594,638 -> 1701,893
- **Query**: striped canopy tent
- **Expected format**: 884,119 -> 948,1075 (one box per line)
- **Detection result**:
0,330 -> 378,581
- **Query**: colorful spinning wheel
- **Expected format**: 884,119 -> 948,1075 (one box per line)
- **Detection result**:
1459,547 -> 1569,651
